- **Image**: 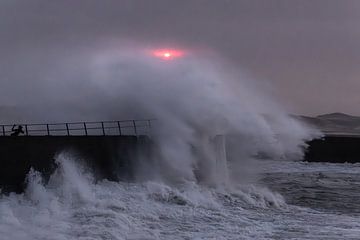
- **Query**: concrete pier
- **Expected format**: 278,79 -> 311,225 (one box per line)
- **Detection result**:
304,135 -> 360,163
1,131 -> 359,193
0,136 -> 151,193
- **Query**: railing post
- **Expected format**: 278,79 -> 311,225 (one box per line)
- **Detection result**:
2,125 -> 5,136
148,120 -> 151,129
83,122 -> 88,136
133,120 -> 137,136
117,121 -> 122,135
101,122 -> 105,136
66,123 -> 70,136
46,124 -> 50,136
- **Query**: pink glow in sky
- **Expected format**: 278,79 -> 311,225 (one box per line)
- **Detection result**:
152,49 -> 184,60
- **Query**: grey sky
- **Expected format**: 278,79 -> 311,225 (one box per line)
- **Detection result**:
1,0 -> 360,116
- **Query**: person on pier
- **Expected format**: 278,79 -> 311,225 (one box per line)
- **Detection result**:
11,125 -> 24,136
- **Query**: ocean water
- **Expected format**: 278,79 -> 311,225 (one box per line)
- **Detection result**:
1,155 -> 359,240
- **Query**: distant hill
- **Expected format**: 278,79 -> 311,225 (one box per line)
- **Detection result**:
298,113 -> 360,135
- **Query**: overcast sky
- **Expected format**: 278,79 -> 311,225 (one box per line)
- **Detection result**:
1,0 -> 360,116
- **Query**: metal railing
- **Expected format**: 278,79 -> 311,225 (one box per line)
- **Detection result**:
0,119 -> 153,137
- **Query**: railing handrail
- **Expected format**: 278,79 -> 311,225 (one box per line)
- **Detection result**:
0,119 -> 156,127
0,119 -> 154,137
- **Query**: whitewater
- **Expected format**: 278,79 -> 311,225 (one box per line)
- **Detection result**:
1,154 -> 360,240
1,48 -> 359,239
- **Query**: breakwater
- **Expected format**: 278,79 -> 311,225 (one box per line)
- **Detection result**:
1,131 -> 359,193
0,136 -> 151,193
304,134 -> 360,163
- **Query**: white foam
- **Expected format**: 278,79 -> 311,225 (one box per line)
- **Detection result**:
1,155 -> 360,240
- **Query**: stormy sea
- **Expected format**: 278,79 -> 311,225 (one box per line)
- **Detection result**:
1,156 -> 359,240
1,51 -> 359,240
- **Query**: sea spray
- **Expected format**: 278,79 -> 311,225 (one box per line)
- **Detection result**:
100,51 -> 317,188
47,151 -> 95,204
84,50 -> 319,186
1,46 -> 319,188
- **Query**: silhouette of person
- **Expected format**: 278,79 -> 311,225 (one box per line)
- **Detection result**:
11,125 -> 24,136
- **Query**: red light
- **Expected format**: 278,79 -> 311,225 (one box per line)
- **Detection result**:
152,49 -> 184,60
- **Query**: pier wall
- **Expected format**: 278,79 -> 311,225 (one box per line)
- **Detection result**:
304,135 -> 360,163
0,136 -> 152,193
2,134 -> 359,193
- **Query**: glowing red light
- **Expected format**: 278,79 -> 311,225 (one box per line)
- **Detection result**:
152,49 -> 184,60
